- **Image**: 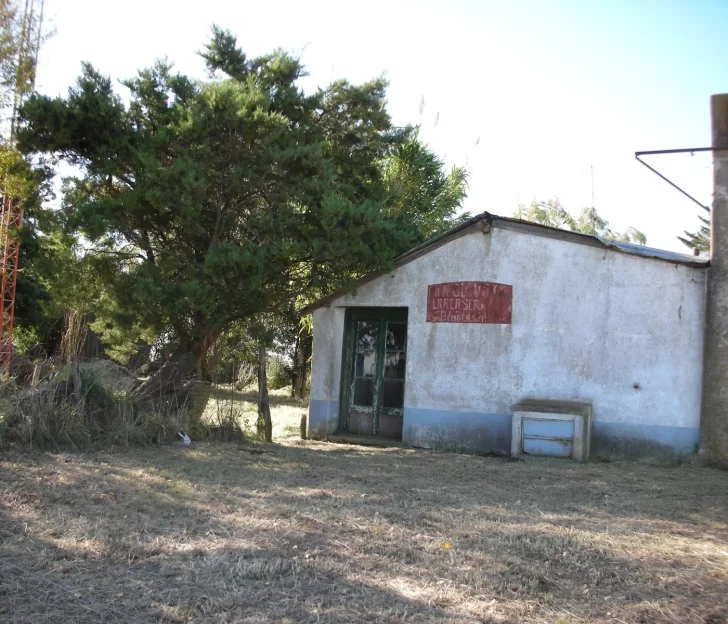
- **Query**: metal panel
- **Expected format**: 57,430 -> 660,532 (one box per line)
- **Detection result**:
515,411 -> 584,460
426,281 -> 512,324
523,418 -> 573,439
512,407 -> 590,462
523,437 -> 573,457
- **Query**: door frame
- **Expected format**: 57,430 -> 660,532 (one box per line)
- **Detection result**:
339,307 -> 408,437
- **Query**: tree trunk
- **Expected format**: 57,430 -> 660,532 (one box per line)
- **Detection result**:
291,333 -> 301,398
194,331 -> 216,384
257,342 -> 272,442
296,327 -> 312,399
137,350 -> 197,399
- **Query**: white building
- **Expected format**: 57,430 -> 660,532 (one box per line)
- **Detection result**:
303,213 -> 707,460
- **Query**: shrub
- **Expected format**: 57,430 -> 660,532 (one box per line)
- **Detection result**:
0,358 -> 257,450
267,355 -> 292,390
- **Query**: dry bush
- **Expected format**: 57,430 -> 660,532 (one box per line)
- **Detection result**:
82,359 -> 139,393
0,360 -> 188,450
59,309 -> 88,363
234,361 -> 256,390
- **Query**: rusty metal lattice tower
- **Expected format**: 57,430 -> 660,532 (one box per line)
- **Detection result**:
0,0 -> 45,377
0,195 -> 22,376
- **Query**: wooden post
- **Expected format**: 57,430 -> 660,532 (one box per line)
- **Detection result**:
257,343 -> 272,442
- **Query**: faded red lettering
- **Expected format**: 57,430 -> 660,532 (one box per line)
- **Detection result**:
427,281 -> 512,324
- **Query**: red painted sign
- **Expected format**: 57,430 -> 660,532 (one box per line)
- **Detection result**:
427,281 -> 512,324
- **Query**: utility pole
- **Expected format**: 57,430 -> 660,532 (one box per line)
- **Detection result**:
700,94 -> 728,467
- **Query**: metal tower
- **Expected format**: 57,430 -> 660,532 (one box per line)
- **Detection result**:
0,0 -> 45,376
0,195 -> 21,375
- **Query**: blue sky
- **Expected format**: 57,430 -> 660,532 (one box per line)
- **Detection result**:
36,0 -> 727,251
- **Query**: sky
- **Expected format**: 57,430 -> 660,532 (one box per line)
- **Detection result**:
35,0 -> 728,252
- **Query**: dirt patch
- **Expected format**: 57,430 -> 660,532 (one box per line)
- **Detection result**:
1,394 -> 727,623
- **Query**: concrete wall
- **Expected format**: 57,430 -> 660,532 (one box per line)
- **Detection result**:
700,94 -> 728,468
309,225 -> 706,459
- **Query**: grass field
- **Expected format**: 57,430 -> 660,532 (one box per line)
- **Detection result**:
1,390 -> 727,623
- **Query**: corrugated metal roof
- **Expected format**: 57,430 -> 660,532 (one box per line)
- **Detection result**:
599,238 -> 708,264
300,212 -> 708,314
491,213 -> 709,267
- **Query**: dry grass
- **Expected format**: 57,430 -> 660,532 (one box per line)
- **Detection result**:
199,387 -> 304,441
1,391 -> 727,623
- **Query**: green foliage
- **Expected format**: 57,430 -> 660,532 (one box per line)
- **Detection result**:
0,139 -> 79,358
0,141 -> 30,195
88,284 -> 157,364
678,206 -> 710,255
206,319 -> 261,384
0,2 -> 85,359
0,142 -> 58,350
16,27 -> 470,367
14,227 -> 110,358
514,199 -> 647,245
267,355 -> 292,390
299,313 -> 312,335
0,0 -> 48,137
383,128 -> 470,242
199,25 -> 247,80
11,324 -> 38,355
17,29 -> 428,366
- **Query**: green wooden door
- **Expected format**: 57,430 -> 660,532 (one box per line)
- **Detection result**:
341,308 -> 408,439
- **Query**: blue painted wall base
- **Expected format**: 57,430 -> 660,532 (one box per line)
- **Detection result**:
308,399 -> 338,437
403,408 -> 512,453
591,420 -> 699,460
307,401 -> 699,460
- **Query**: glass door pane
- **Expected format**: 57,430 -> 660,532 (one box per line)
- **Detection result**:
352,320 -> 378,408
381,321 -> 406,409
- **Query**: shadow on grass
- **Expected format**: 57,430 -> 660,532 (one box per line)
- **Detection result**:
0,481 -> 501,623
1,444 -> 727,623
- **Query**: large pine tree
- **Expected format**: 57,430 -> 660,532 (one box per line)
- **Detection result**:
17,27 -> 468,379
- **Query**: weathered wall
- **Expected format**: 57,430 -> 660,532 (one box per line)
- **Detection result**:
309,225 -> 706,458
309,305 -> 346,437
